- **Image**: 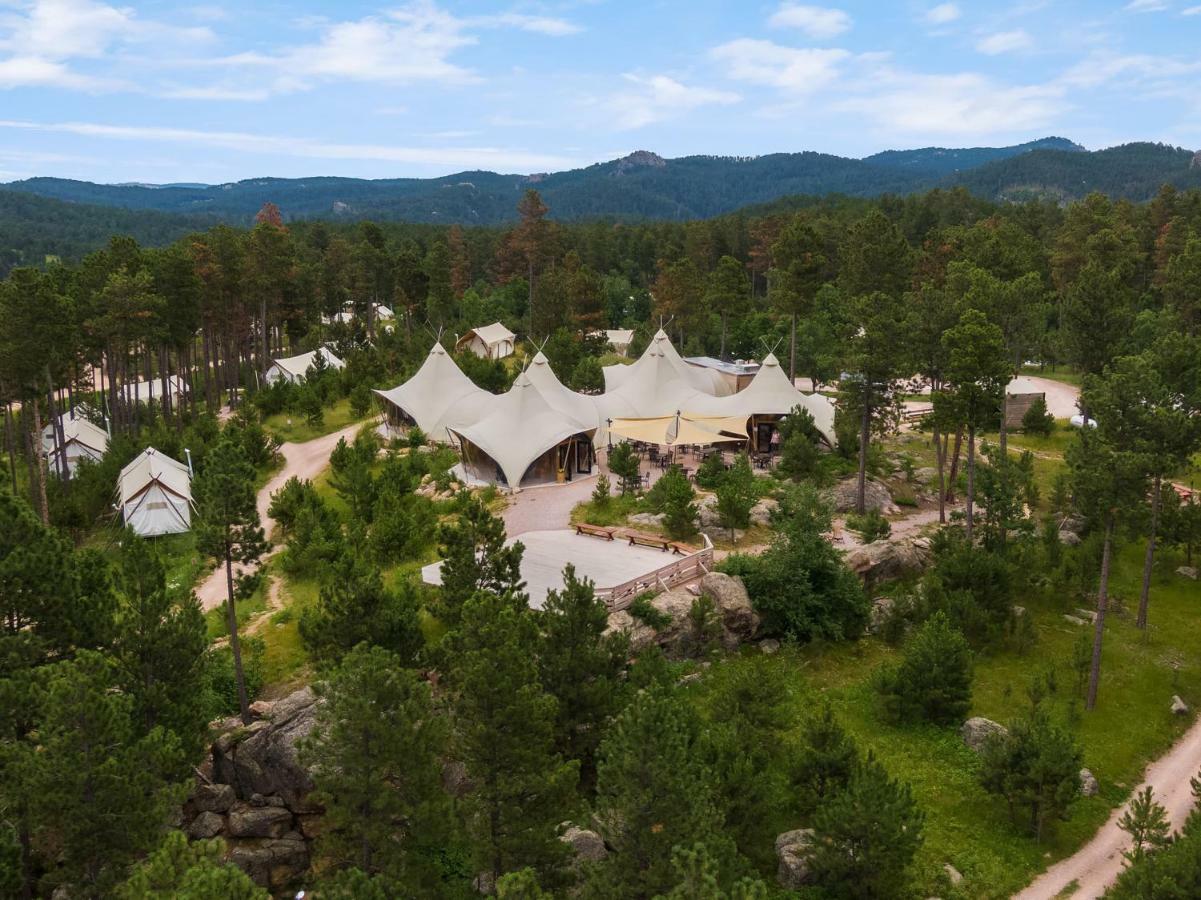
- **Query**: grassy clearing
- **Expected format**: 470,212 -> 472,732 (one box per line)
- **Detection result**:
1021,365 -> 1084,387
204,565 -> 271,640
262,397 -> 371,443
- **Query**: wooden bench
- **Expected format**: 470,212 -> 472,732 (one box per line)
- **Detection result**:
626,531 -> 673,552
668,541 -> 695,556
575,523 -> 615,540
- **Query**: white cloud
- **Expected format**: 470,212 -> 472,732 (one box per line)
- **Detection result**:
975,30 -> 1033,54
605,74 -> 739,129
0,118 -> 583,172
1182,3 -> 1201,12
1125,0 -> 1168,10
1059,51 -> 1201,89
710,39 -> 849,91
473,13 -> 581,36
924,3 -> 961,25
768,5 -> 852,39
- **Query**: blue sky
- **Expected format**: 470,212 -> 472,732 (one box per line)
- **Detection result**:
0,0 -> 1198,184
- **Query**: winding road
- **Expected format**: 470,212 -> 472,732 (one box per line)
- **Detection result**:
195,423 -> 363,614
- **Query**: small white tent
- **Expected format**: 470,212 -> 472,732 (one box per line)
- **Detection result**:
450,372 -> 596,491
47,418 -> 109,478
119,448 -> 193,537
374,343 -> 494,440
456,322 -> 516,360
605,329 -> 635,356
263,347 -> 345,385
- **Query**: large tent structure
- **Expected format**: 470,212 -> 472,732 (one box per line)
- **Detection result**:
118,448 -> 193,537
456,322 -> 516,360
601,329 -> 732,401
46,417 -> 109,478
449,372 -> 596,491
374,343 -> 493,441
605,329 -> 635,356
524,351 -> 604,426
263,347 -> 345,386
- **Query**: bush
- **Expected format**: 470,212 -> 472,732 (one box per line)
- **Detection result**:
569,356 -> 605,394
692,452 -> 728,490
777,406 -> 825,481
607,442 -> 642,496
876,612 -> 973,726
591,473 -> 612,508
846,509 -> 891,543
925,536 -> 1015,646
349,382 -> 373,418
205,638 -> 265,717
658,467 -> 698,540
629,593 -> 671,630
715,454 -> 756,540
1021,395 -> 1055,436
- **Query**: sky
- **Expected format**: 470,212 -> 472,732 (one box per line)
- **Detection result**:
0,0 -> 1198,184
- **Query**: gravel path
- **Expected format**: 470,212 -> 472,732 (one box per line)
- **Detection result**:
1007,375 -> 1081,419
195,422 -> 364,613
1016,715 -> 1201,899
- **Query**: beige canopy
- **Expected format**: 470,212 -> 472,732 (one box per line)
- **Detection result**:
264,347 -> 345,385
607,413 -> 748,447
374,342 -> 493,440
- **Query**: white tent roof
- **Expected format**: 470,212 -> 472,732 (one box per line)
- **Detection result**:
524,351 -> 603,424
605,328 -> 635,348
462,322 -> 515,348
118,447 -> 191,506
374,343 -> 494,439
601,329 -> 728,398
270,347 -> 345,379
49,418 -> 109,458
683,353 -> 836,443
450,372 -> 596,489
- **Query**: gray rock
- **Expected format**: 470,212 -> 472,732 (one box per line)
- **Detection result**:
561,826 -> 608,863
1172,695 -> 1189,716
759,638 -> 780,655
846,538 -> 933,583
961,717 -> 1008,753
187,810 -> 225,840
775,828 -> 815,889
700,524 -> 745,544
192,782 -> 235,814
825,477 -> 900,515
628,512 -> 665,527
473,871 -> 497,895
696,495 -> 721,527
868,597 -> 894,635
227,837 -> 308,890
1064,615 -> 1088,626
1080,768 -> 1099,797
442,759 -> 475,799
227,801 -> 293,839
944,863 -> 963,886
1074,608 -> 1098,623
700,571 -> 760,649
914,467 -> 939,485
605,609 -> 658,653
1012,605 -> 1026,618
749,497 -> 778,527
1177,566 -> 1199,581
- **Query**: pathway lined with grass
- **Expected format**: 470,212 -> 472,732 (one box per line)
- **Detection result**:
196,422 -> 364,613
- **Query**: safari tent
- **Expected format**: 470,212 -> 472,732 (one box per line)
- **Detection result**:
374,342 -> 493,441
263,347 -> 345,386
456,322 -> 516,360
118,448 -> 193,537
605,328 -> 635,356
46,417 -> 109,478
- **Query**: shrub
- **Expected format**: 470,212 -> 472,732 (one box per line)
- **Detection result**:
205,638 -> 265,718
569,356 -> 605,394
684,596 -> 721,658
715,454 -> 756,540
876,612 -> 973,726
658,467 -> 699,540
846,509 -> 891,543
692,452 -> 728,490
349,382 -> 373,418
607,442 -> 642,496
629,593 -> 671,630
777,406 -> 825,481
1021,395 -> 1055,436
591,473 -> 612,508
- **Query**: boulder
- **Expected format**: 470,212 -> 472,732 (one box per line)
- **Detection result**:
628,512 -> 665,527
700,524 -> 744,544
825,478 -> 899,515
914,467 -> 939,486
605,609 -> 657,653
227,801 -> 293,839
775,828 -> 815,890
846,538 -> 933,583
646,589 -> 696,654
1177,566 -> 1199,581
212,686 -> 321,811
561,826 -> 607,863
227,837 -> 309,891
192,782 -> 236,814
1172,695 -> 1190,716
700,572 -> 760,649
1063,615 -> 1088,626
1080,768 -> 1099,797
696,495 -> 721,527
944,864 -> 963,886
1058,529 -> 1082,546
759,638 -> 780,655
961,717 -> 1008,753
187,810 -> 225,840
442,759 -> 475,799
868,597 -> 894,635
1074,608 -> 1098,624
472,871 -> 497,896
749,497 -> 778,527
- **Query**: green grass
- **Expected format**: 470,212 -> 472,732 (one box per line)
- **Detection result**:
570,493 -> 643,527
204,565 -> 272,640
262,397 -> 370,443
1021,365 -> 1084,388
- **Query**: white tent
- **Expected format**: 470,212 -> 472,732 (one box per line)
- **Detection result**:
450,372 -> 596,491
605,328 -> 635,356
524,351 -> 604,425
41,404 -> 101,451
374,343 -> 494,441
685,352 -> 837,445
47,417 -> 109,478
601,329 -> 730,399
456,322 -> 516,360
118,448 -> 193,537
263,347 -> 345,385
118,376 -> 187,405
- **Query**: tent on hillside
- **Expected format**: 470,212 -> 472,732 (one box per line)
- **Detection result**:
118,448 -> 193,537
263,347 -> 345,386
374,342 -> 493,441
449,372 -> 596,491
46,417 -> 109,478
41,404 -> 101,450
456,322 -> 516,360
684,352 -> 837,447
605,329 -> 635,356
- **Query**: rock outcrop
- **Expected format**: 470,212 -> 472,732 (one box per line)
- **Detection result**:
775,829 -> 815,889
825,477 -> 900,515
846,537 -> 932,583
561,826 -> 608,863
961,717 -> 1008,753
1177,566 -> 1198,581
1079,768 -> 1099,797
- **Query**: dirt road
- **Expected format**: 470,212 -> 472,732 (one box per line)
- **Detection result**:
195,423 -> 363,613
1007,375 -> 1081,420
1015,716 -> 1201,899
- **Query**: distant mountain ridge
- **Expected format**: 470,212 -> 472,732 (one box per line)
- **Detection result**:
2,138 -> 1199,229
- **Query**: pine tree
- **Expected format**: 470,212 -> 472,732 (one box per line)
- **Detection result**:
591,683 -> 730,898
705,255 -> 751,360
537,564 -> 629,790
770,219 -> 827,381
117,833 -> 266,899
436,495 -> 524,630
715,454 -> 756,542
302,645 -> 452,893
658,465 -> 698,540
451,590 -> 577,886
1119,787 -> 1172,866
193,437 -> 268,724
876,611 -> 973,726
661,844 -> 768,899
607,442 -> 642,496
808,752 -> 925,899
496,868 -> 552,899
791,700 -> 858,816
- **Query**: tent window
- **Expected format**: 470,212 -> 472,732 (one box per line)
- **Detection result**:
146,501 -> 169,510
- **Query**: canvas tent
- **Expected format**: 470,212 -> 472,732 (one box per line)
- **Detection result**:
524,351 -> 603,426
456,322 -> 516,360
601,329 -> 731,400
118,447 -> 193,537
263,347 -> 345,385
449,372 -> 596,491
374,342 -> 493,441
41,405 -> 101,451
605,329 -> 635,356
46,417 -> 109,477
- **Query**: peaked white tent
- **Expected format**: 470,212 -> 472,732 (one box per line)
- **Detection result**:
449,372 -> 596,491
601,329 -> 730,399
263,347 -> 345,385
119,448 -> 193,537
457,322 -> 516,360
47,417 -> 109,477
524,351 -> 604,425
685,352 -> 837,445
374,343 -> 494,441
605,328 -> 635,356
41,404 -> 101,451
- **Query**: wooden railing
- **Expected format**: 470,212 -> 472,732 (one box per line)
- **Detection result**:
594,533 -> 714,611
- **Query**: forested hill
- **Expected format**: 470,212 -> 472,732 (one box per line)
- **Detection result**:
9,137 -> 1196,228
